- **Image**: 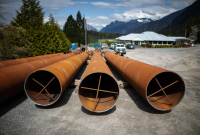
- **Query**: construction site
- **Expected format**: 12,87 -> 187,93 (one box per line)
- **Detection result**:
0,46 -> 200,135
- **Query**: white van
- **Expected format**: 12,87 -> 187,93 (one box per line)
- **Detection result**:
114,44 -> 126,55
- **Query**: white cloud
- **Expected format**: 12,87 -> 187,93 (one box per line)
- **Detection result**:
40,0 -> 88,10
90,2 -> 123,8
97,16 -> 108,20
90,0 -> 195,10
43,17 -> 49,23
167,0 -> 195,9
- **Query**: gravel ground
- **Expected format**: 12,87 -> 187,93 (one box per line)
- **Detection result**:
0,47 -> 200,135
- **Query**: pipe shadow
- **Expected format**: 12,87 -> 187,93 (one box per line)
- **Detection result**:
106,63 -> 126,82
35,86 -> 74,109
81,105 -> 116,116
124,87 -> 171,114
73,64 -> 88,80
106,62 -> 171,114
0,92 -> 27,117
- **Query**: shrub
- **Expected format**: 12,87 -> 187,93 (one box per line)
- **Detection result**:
0,25 -> 31,60
144,42 -> 152,48
155,45 -> 173,48
141,44 -> 145,48
104,40 -> 117,45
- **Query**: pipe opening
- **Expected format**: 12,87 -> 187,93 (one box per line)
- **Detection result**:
82,48 -> 85,51
147,72 -> 185,111
79,72 -> 119,113
25,70 -> 61,106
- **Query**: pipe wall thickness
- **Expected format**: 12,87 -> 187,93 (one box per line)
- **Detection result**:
0,53 -> 75,104
0,53 -> 64,68
24,52 -> 88,106
104,52 -> 185,111
78,52 -> 119,113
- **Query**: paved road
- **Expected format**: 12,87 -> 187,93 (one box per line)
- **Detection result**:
126,45 -> 200,54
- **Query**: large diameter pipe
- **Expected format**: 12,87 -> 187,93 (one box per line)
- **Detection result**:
0,53 -> 75,104
24,52 -> 88,106
105,52 -> 185,111
78,53 -> 119,113
0,53 -> 64,68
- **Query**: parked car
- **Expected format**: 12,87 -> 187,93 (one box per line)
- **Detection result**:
110,43 -> 116,50
115,44 -> 126,55
101,43 -> 109,50
127,43 -> 135,49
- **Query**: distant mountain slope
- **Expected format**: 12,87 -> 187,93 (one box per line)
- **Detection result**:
99,0 -> 199,36
161,0 -> 200,31
99,18 -> 152,34
132,8 -> 185,33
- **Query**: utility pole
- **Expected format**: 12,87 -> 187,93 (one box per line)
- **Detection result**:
185,29 -> 187,37
158,16 -> 160,33
169,21 -> 171,36
148,22 -> 149,31
153,21 -> 154,32
84,17 -> 87,45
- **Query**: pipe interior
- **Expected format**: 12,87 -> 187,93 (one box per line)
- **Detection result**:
82,48 -> 85,51
147,72 -> 185,110
25,70 -> 61,106
79,73 -> 119,112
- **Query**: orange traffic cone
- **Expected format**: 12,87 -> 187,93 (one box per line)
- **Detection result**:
181,46 -> 182,51
186,47 -> 188,50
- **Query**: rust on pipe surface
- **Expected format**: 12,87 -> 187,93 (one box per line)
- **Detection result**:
24,52 -> 88,106
0,53 -> 64,68
78,52 -> 119,113
104,52 -> 185,111
0,53 -> 75,104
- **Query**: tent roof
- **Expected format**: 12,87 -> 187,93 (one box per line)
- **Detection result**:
169,37 -> 193,41
116,31 -> 176,41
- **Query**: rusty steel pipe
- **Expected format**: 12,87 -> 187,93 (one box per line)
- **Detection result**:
78,52 -> 119,113
105,52 -> 185,111
24,52 -> 88,106
0,53 -> 64,68
0,53 -> 75,104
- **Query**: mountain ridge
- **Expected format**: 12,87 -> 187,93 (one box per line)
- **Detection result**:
100,18 -> 153,34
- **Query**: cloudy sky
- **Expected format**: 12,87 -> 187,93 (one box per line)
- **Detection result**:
1,0 -> 196,31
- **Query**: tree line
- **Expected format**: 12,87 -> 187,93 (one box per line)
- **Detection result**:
63,13 -> 123,44
0,0 -> 70,60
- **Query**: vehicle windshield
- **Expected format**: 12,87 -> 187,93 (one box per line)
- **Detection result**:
117,45 -> 125,47
102,45 -> 108,47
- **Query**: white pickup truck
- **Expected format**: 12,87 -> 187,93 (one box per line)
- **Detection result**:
114,44 -> 126,55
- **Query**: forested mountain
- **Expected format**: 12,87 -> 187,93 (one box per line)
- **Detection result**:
159,0 -> 200,37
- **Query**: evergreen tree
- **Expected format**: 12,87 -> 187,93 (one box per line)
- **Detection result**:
11,0 -> 44,30
76,11 -> 84,46
29,14 -> 70,56
63,15 -> 78,43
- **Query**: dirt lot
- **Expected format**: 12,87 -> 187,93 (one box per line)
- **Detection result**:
0,47 -> 200,135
